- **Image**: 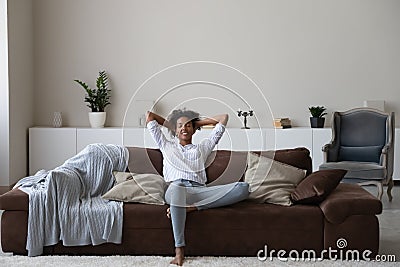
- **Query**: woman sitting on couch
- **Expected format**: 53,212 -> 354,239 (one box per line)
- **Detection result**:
146,109 -> 249,266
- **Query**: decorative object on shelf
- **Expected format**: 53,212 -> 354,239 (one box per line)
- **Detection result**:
74,70 -> 111,128
309,106 -> 327,128
53,112 -> 62,128
237,109 -> 253,129
273,118 -> 292,129
132,99 -> 155,127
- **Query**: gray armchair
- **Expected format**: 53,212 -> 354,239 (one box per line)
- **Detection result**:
319,108 -> 395,201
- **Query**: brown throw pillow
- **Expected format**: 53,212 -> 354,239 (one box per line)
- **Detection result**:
291,169 -> 347,204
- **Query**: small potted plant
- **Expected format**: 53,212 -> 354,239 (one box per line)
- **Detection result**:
74,70 -> 111,128
309,106 -> 327,128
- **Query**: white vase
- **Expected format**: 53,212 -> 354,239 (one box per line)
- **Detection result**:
88,112 -> 106,128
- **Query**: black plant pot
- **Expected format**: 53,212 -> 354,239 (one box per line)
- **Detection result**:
310,117 -> 325,128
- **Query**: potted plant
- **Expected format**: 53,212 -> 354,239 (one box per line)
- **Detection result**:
309,106 -> 327,128
74,70 -> 111,128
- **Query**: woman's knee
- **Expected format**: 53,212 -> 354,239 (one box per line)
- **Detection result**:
233,182 -> 250,199
165,182 -> 187,206
167,182 -> 186,194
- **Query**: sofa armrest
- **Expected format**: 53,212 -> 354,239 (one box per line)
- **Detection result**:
319,183 -> 382,224
0,188 -> 29,211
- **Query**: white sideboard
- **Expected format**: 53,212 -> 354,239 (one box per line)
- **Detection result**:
76,128 -> 158,152
29,128 -> 77,174
29,127 -> 399,180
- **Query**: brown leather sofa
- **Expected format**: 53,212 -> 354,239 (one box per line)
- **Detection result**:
0,147 -> 382,258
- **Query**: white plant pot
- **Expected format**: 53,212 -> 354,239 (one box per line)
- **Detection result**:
88,112 -> 106,128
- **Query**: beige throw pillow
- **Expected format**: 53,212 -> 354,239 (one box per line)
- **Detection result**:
245,152 -> 307,206
102,172 -> 167,205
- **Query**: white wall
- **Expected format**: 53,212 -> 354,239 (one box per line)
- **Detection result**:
1,0 -> 398,186
32,0 -> 400,128
0,0 -> 34,186
8,0 -> 34,185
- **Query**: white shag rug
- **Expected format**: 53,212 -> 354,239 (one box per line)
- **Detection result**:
0,255 -> 398,267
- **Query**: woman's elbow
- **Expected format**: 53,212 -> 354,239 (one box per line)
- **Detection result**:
146,111 -> 153,124
221,114 -> 229,125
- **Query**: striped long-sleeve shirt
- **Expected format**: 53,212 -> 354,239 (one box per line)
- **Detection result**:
147,120 -> 225,184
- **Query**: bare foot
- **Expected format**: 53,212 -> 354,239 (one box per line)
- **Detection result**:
166,206 -> 197,219
170,247 -> 184,266
167,207 -> 171,219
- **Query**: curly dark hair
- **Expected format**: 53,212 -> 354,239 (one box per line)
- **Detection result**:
167,108 -> 201,136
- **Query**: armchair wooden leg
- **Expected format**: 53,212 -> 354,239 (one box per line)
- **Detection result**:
377,182 -> 383,201
358,181 -> 383,200
387,178 -> 394,202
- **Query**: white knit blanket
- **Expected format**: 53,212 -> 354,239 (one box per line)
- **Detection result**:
14,144 -> 129,256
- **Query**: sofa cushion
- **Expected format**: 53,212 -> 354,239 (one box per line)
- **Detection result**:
244,152 -> 307,206
0,188 -> 28,211
291,169 -> 347,204
205,150 -> 247,185
319,161 -> 384,179
319,183 -> 382,224
338,145 -> 383,163
123,200 -> 322,229
126,146 -> 312,183
102,172 -> 167,205
127,147 -> 163,175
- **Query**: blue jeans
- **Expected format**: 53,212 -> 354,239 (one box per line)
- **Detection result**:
164,179 -> 249,247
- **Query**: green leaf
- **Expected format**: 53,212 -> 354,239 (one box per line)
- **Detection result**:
309,106 -> 327,118
74,70 -> 111,112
